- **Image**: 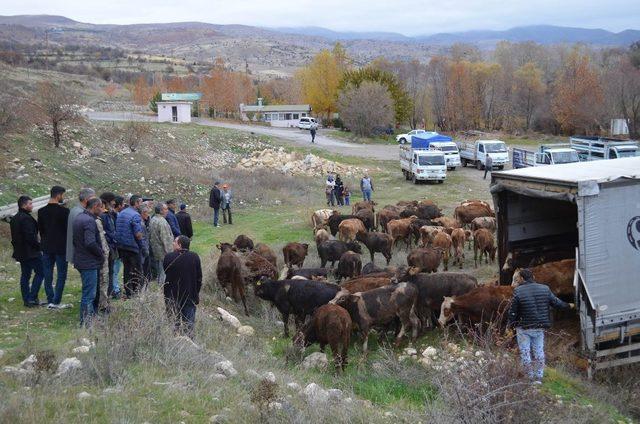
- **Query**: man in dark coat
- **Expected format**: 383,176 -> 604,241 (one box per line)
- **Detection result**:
163,235 -> 202,338
209,181 -> 222,228
507,268 -> 574,383
10,196 -> 44,307
165,199 -> 182,237
176,203 -> 193,238
73,198 -> 105,325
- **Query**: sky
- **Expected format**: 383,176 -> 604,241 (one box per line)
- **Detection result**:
2,0 -> 639,36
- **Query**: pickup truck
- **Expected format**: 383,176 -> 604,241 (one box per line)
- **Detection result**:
457,140 -> 508,170
570,136 -> 638,161
400,144 -> 446,184
512,144 -> 579,168
429,141 -> 461,170
396,129 -> 427,144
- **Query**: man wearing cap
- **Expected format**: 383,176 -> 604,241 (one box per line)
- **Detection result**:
221,184 -> 232,225
209,181 -> 222,228
176,203 -> 193,239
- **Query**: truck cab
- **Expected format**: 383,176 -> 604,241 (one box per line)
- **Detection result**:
429,141 -> 461,170
458,140 -> 509,170
400,147 -> 446,184
570,136 -> 639,161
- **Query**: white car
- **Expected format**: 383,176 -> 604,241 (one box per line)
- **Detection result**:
298,117 -> 317,130
396,129 -> 426,144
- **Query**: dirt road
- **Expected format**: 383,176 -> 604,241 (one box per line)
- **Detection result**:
87,111 -> 398,161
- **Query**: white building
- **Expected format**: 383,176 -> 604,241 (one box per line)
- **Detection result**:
157,101 -> 192,123
239,98 -> 312,127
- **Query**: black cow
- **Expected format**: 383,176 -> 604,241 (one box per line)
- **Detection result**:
409,218 -> 433,246
335,251 -> 362,280
356,231 -> 393,265
318,240 -> 362,268
327,213 -> 356,236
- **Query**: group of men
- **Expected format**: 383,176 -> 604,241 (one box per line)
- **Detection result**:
10,186 -> 202,336
208,181 -> 232,227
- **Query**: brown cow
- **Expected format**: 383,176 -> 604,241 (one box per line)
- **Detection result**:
450,228 -> 467,269
338,218 -> 367,243
244,251 -> 278,282
254,243 -> 277,268
454,203 -> 495,226
283,242 -> 309,268
438,285 -> 514,328
354,208 -> 375,231
356,231 -> 393,265
387,216 -> 418,249
461,199 -> 492,209
338,276 -> 392,294
352,200 -> 377,214
376,208 -> 400,233
419,225 -> 444,247
311,209 -> 334,233
473,229 -> 496,267
216,243 -> 249,316
335,251 -> 362,280
432,216 -> 461,229
294,304 -> 352,371
407,247 -> 443,274
314,228 -> 331,247
433,232 -> 453,271
470,216 -> 497,232
233,235 -> 254,252
511,259 -> 575,298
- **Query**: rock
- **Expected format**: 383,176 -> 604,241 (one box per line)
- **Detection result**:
79,338 -> 92,347
263,372 -> 276,383
19,354 -> 37,370
303,383 -> 329,404
286,382 -> 301,391
422,346 -> 438,358
268,402 -> 282,410
217,307 -> 241,329
72,142 -> 83,149
327,389 -> 343,400
237,325 -> 254,336
344,397 -> 353,404
245,369 -> 261,379
302,352 -> 328,370
214,360 -> 237,377
0,350 -> 4,360
7,298 -> 15,303
72,346 -> 90,354
208,373 -> 227,381
174,335 -> 199,350
3,365 -> 33,376
89,148 -> 102,157
77,391 -> 92,400
56,357 -> 82,375
210,415 -> 226,423
404,347 -> 418,356
102,387 -> 122,394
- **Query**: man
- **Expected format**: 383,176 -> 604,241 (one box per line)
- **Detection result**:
110,196 -> 125,299
209,181 -> 222,228
507,268 -> 574,384
37,186 -> 70,308
115,195 -> 144,297
149,203 -> 174,284
310,123 -> 317,143
360,173 -> 374,202
139,204 -> 152,283
73,198 -> 104,325
325,174 -> 335,207
163,235 -> 202,338
66,188 -> 96,267
99,192 -> 118,302
10,196 -> 44,307
333,174 -> 344,207
221,185 -> 232,225
483,154 -> 493,180
94,204 -> 110,313
165,199 -> 182,238
176,203 -> 193,238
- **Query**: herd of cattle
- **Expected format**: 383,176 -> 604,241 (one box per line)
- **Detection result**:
215,199 -> 576,370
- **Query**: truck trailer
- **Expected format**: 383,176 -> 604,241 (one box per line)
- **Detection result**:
400,134 -> 447,184
512,144 -> 579,168
570,136 -> 638,161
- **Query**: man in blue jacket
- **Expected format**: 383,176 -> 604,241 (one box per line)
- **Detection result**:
115,195 -> 144,297
165,199 -> 182,237
507,268 -> 574,384
73,198 -> 104,325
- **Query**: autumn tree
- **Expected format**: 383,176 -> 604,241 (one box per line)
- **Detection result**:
337,81 -> 394,137
201,58 -> 253,118
32,82 -> 85,147
513,62 -> 545,130
428,56 -> 450,130
297,49 -> 343,120
103,82 -> 118,99
259,77 -> 302,105
444,61 -> 479,131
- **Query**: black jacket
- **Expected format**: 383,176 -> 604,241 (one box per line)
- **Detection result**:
10,209 -> 41,261
72,210 -> 104,270
209,186 -> 222,208
163,249 -> 202,305
38,203 -> 70,255
176,210 -> 193,238
508,280 -> 569,329
333,178 -> 344,196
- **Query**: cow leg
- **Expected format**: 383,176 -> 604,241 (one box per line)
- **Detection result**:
369,250 -> 375,264
474,247 -> 478,268
361,327 -> 370,354
241,294 -> 249,316
282,312 -> 290,338
409,307 -> 420,342
385,251 -> 391,266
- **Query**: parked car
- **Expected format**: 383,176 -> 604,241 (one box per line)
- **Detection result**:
396,129 -> 426,144
298,117 -> 318,130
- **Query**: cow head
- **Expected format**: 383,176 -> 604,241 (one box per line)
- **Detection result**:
408,266 -> 421,276
253,276 -> 271,299
502,252 -> 514,272
511,268 -> 523,287
217,242 -> 235,253
464,229 -> 472,240
301,243 -> 309,254
438,297 -> 455,327
329,289 -> 351,305
346,241 -> 362,254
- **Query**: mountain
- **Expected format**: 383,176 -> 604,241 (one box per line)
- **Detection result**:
272,26 -> 409,42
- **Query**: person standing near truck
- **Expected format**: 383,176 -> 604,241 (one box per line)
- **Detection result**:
310,123 -> 317,143
483,154 -> 493,180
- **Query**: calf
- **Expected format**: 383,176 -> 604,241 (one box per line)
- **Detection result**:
470,216 -> 497,233
294,304 -> 352,371
254,278 -> 341,338
432,216 -> 461,229
354,208 -> 375,232
473,229 -> 496,267
376,208 -> 400,233
318,240 -> 362,268
327,212 -> 356,236
283,242 -> 309,268
409,218 -> 433,246
407,247 -> 443,274
233,235 -> 254,252
314,228 -> 331,247
450,228 -> 466,269
438,285 -> 513,328
387,216 -> 418,249
311,209 -> 334,234
338,218 -> 367,243
432,232 -> 453,271
333,283 -> 420,352
244,251 -> 278,283
216,243 -> 249,316
351,200 -> 376,214
419,225 -> 444,247
511,259 -> 575,298
254,243 -> 277,268
454,203 -> 495,226
356,231 -> 393,265
335,251 -> 362,280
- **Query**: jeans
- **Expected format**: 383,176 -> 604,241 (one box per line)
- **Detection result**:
119,249 -> 142,297
516,328 -> 546,381
79,269 -> 98,325
42,253 -> 68,304
111,258 -> 122,296
213,207 -> 220,226
345,196 -> 350,206
326,192 -> 335,206
19,256 -> 44,305
166,298 -> 197,338
222,206 -> 232,224
484,166 -> 492,179
362,189 -> 372,202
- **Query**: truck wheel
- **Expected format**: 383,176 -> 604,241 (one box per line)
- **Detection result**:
498,165 -> 504,170
437,180 -> 444,184
400,138 -> 406,144
476,161 -> 483,170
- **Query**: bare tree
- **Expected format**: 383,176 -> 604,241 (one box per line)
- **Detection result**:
0,95 -> 23,139
337,81 -> 394,137
122,121 -> 152,152
605,57 -> 640,138
32,82 -> 85,147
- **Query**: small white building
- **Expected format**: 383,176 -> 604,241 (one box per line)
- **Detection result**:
157,101 -> 192,123
239,98 -> 312,127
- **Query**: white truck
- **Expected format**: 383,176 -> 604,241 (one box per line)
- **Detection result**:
429,141 -> 461,170
512,144 -> 579,168
457,140 -> 508,170
570,136 -> 638,161
400,144 -> 446,184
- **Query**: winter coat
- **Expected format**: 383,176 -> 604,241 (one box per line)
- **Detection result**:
37,203 -> 69,255
176,211 -> 193,239
360,177 -> 373,192
221,190 -> 232,209
72,210 -> 104,270
115,206 -> 143,253
66,205 -> 84,264
163,249 -> 202,306
507,279 -> 570,329
149,215 -> 174,261
100,209 -> 117,252
10,209 -> 41,262
209,186 -> 222,209
333,178 -> 344,196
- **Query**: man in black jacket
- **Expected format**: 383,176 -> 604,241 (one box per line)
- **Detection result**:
176,203 -> 193,238
10,196 -> 44,307
163,235 -> 202,338
209,181 -> 222,228
73,198 -> 105,325
38,186 -> 70,308
507,268 -> 574,383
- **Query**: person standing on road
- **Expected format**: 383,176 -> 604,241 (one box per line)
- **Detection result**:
11,196 -> 44,308
334,174 -> 344,206
360,173 -> 374,202
483,154 -> 493,180
73,198 -> 104,326
66,188 -> 96,267
38,186 -> 70,308
209,181 -> 222,228
149,202 -> 174,284
163,235 -> 202,338
165,199 -> 182,238
325,174 -> 336,207
221,184 -> 233,225
115,195 -> 144,297
507,268 -> 574,384
310,123 -> 317,143
176,203 -> 193,239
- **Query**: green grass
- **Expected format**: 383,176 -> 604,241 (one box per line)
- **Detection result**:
326,129 -> 397,145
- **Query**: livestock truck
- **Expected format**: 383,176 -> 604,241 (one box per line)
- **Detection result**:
407,131 -> 460,170
512,144 -> 580,168
570,136 -> 638,161
491,157 -> 640,376
400,136 -> 446,184
457,140 -> 508,170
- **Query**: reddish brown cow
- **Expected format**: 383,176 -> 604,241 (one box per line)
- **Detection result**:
387,216 -> 418,249
283,242 -> 309,268
352,200 -> 377,214
216,243 -> 249,316
338,218 -> 367,243
454,203 -> 495,226
233,235 -> 254,252
407,247 -> 443,274
433,231 -> 453,271
254,243 -> 277,268
338,276 -> 392,294
419,225 -> 444,247
438,285 -> 514,328
335,251 -> 363,280
473,229 -> 496,267
356,231 -> 393,265
470,216 -> 497,232
511,259 -> 575,298
450,228 -> 466,269
376,208 -> 400,233
354,208 -> 375,231
432,216 -> 461,229
244,251 -> 278,282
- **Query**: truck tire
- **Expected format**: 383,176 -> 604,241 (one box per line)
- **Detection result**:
476,161 -> 483,170
400,138 -> 407,144
498,165 -> 504,170
437,179 -> 444,184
